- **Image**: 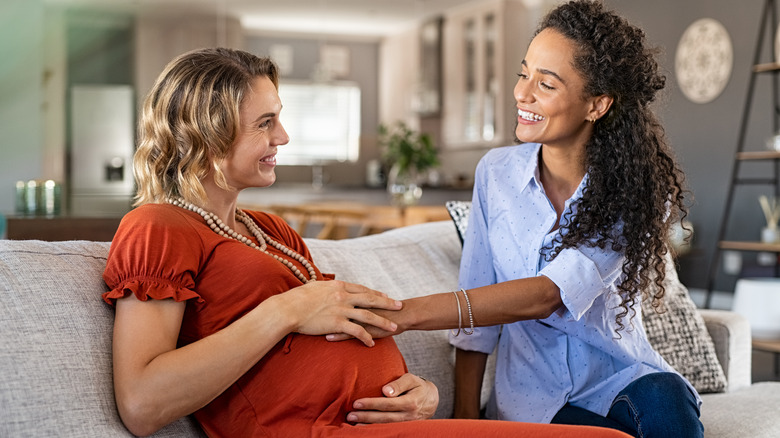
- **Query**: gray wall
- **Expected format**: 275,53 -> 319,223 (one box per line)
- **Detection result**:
0,1 -> 45,219
605,0 -> 771,290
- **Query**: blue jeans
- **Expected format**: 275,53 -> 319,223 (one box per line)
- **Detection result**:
550,372 -> 703,438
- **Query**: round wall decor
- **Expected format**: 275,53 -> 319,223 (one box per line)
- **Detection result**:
675,18 -> 733,104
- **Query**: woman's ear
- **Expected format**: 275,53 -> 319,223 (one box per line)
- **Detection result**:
587,94 -> 614,123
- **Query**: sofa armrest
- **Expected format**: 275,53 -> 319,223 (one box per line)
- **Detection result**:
699,309 -> 752,391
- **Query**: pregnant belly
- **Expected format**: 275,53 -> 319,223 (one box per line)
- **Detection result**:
236,334 -> 407,429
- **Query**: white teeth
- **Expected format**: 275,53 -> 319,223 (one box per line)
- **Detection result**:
518,109 -> 545,121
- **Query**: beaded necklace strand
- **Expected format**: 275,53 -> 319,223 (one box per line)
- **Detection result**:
168,197 -> 317,284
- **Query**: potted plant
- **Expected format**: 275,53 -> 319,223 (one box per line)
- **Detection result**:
378,121 -> 440,206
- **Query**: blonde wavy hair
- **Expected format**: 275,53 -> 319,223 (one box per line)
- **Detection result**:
133,47 -> 279,206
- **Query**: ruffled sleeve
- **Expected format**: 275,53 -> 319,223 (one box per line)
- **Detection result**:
102,204 -> 206,306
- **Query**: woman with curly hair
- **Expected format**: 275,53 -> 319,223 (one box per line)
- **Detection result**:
445,0 -> 702,436
355,1 -> 701,437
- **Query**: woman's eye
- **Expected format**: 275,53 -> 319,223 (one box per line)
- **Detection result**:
517,72 -> 528,79
259,120 -> 271,129
541,82 -> 555,90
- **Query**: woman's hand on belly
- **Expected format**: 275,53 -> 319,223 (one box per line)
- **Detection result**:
346,373 -> 439,424
276,280 -> 402,347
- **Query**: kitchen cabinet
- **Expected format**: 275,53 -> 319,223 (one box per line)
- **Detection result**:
441,0 -> 534,149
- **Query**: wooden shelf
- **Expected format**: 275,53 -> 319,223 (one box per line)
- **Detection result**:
753,62 -> 780,73
737,150 -> 780,160
753,339 -> 780,354
706,0 -> 780,310
719,241 -> 780,252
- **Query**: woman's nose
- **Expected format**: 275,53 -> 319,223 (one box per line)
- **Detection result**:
275,123 -> 290,147
514,78 -> 532,103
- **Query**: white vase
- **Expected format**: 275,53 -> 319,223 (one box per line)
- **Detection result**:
761,226 -> 780,244
387,163 -> 423,207
759,226 -> 780,266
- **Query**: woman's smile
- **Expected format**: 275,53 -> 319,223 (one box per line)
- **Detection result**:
518,108 -> 545,123
260,153 -> 277,166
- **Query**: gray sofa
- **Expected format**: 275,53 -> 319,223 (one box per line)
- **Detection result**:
1,220 -> 778,437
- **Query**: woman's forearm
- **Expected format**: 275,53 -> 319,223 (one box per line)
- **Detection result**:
392,276 -> 563,332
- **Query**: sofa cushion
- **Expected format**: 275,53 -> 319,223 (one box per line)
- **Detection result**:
445,200 -> 727,394
700,382 -> 780,437
0,239 -> 204,437
699,309 -> 752,391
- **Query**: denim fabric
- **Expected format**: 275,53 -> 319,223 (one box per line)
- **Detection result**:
552,372 -> 703,438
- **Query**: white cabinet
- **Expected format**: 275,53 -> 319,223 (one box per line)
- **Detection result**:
379,0 -> 538,151
441,0 -> 535,149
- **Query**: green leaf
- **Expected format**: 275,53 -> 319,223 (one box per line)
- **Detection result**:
378,121 -> 440,174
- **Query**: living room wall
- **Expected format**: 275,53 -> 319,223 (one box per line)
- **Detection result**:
604,0 -> 771,291
391,0 -> 771,292
372,0 -> 771,293
0,0 -> 772,295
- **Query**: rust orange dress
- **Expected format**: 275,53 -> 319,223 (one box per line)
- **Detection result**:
103,203 -> 629,438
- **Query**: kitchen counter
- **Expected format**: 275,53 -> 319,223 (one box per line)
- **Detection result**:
238,184 -> 473,239
3,185 -> 472,242
237,184 -> 472,207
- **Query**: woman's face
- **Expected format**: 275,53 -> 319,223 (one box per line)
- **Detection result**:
513,28 -> 603,150
219,76 -> 289,190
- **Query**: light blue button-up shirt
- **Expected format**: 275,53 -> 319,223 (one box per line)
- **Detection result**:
449,143 -> 700,423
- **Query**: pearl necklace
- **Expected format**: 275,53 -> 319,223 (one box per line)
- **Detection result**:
168,197 -> 317,284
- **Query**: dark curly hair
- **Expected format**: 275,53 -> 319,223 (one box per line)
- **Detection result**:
538,0 -> 688,332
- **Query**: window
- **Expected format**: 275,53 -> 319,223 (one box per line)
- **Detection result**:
276,81 -> 361,165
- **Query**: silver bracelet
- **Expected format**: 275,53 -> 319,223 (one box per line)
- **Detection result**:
451,290 -> 462,337
461,288 -> 474,335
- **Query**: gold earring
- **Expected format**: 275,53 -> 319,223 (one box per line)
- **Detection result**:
589,118 -> 596,124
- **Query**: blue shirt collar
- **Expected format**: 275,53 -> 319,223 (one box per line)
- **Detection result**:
519,143 -> 589,204
519,143 -> 543,193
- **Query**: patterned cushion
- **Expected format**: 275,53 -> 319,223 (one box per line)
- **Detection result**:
443,200 -> 727,393
642,257 -> 727,393
445,200 -> 471,245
